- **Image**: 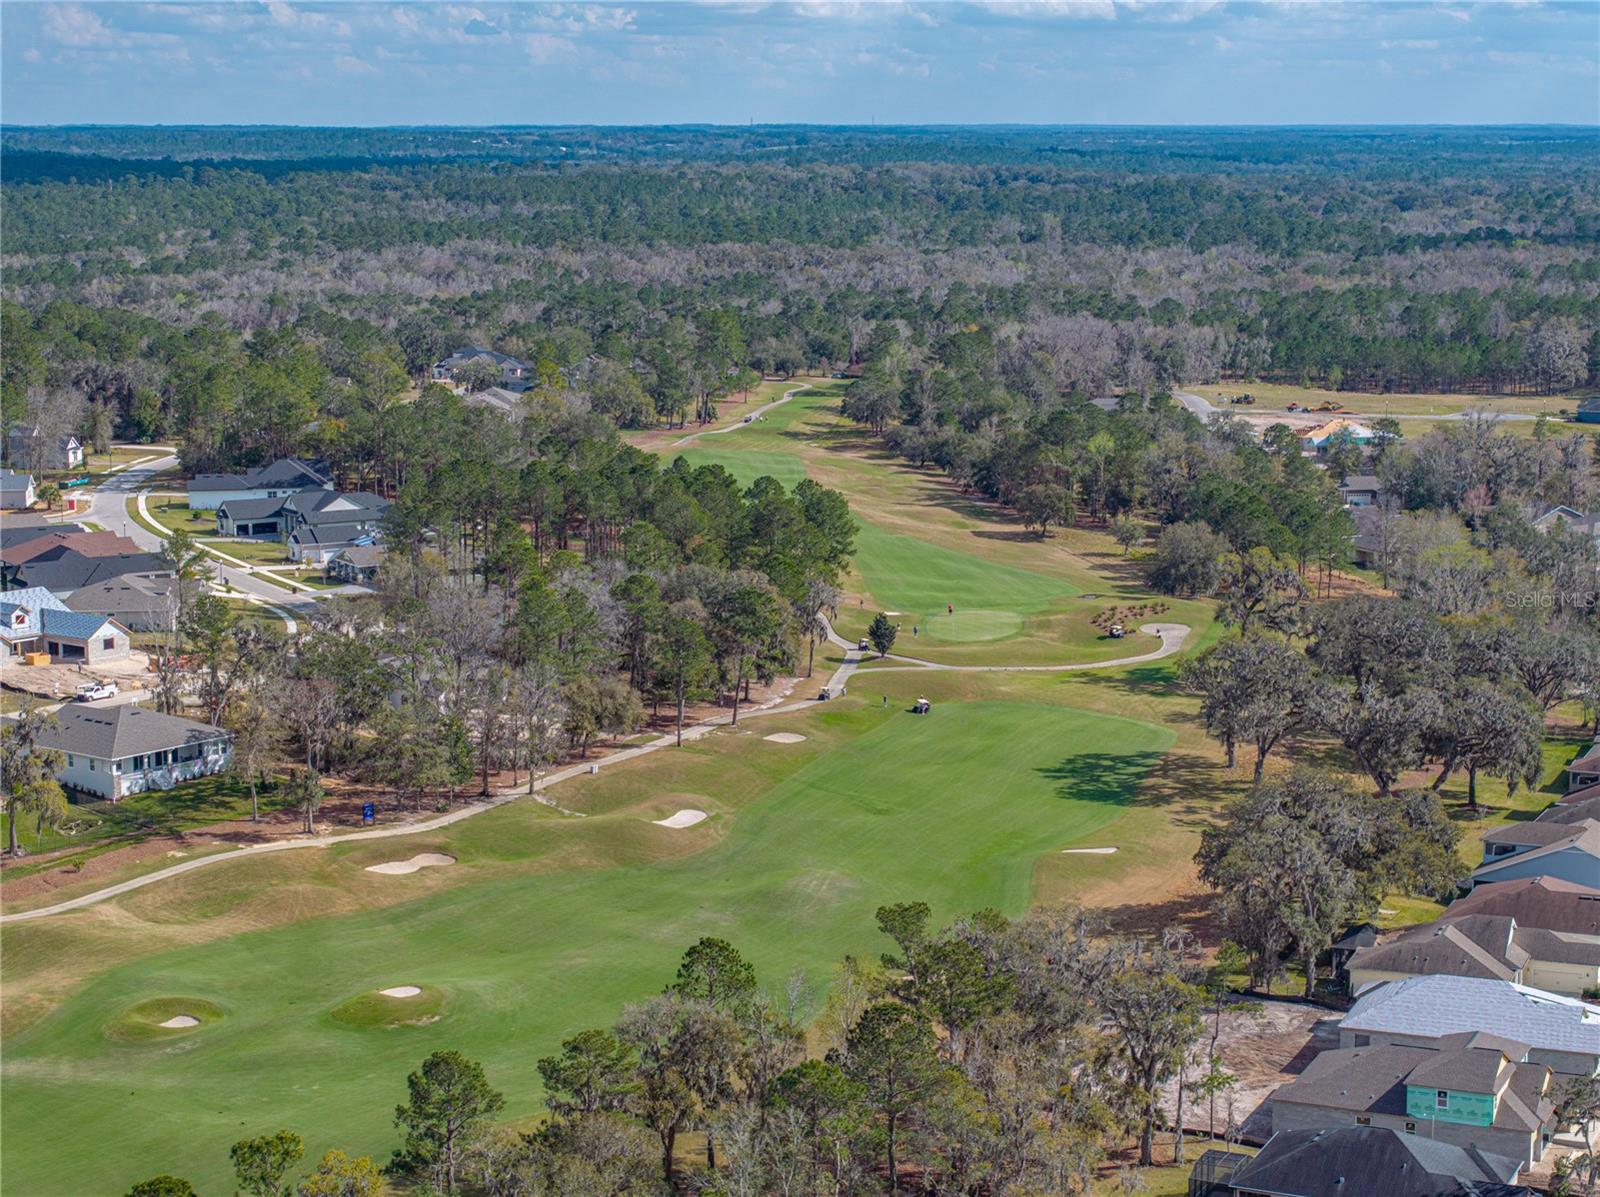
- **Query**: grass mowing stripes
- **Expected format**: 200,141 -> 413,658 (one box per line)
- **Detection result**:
1,700 -> 1170,1195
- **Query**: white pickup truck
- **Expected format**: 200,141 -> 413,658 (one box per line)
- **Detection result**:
74,681 -> 119,702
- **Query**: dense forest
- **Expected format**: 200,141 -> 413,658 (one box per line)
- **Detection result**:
2,125 -> 1597,454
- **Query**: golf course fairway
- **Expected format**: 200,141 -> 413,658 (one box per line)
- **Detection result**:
2,700 -> 1172,1195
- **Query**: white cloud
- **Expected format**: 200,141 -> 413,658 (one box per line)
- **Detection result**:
334,54 -> 378,75
42,4 -> 113,47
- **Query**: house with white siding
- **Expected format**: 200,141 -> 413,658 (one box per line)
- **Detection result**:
186,458 -> 333,511
35,704 -> 233,801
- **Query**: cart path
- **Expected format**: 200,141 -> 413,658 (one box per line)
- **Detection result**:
669,383 -> 807,447
0,619 -> 1189,924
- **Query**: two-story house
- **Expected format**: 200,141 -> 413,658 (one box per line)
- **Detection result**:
431,346 -> 532,391
1472,820 -> 1600,890
1268,1031 -> 1556,1169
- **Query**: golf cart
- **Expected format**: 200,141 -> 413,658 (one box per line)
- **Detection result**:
913,696 -> 931,715
857,637 -> 870,651
1108,624 -> 1126,639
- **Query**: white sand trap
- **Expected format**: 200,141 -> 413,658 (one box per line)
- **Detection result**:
365,853 -> 456,875
764,732 -> 807,744
159,1015 -> 200,1028
379,985 -> 422,998
1060,847 -> 1119,855
654,809 -> 708,829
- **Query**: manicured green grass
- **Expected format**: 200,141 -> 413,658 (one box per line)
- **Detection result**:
844,518 -> 1078,642
1,699 -> 1172,1195
105,997 -> 224,1043
199,537 -> 292,567
146,497 -> 213,537
669,445 -> 809,490
328,985 -> 446,1031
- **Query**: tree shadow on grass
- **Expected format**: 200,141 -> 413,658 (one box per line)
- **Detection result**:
1095,889 -> 1218,939
1038,749 -> 1225,832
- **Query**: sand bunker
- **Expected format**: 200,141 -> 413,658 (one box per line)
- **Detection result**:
654,809 -> 708,829
764,732 -> 807,744
379,985 -> 422,998
159,1015 -> 200,1028
1060,847 -> 1119,855
365,853 -> 456,875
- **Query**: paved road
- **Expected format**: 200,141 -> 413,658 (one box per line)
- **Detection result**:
1174,390 -> 1540,424
669,383 -> 806,448
76,450 -> 354,617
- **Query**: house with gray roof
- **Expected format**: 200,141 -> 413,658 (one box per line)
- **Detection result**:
7,425 -> 83,472
326,543 -> 386,586
1226,1125 -> 1527,1196
35,704 -> 232,801
0,586 -> 131,664
1268,1031 -> 1556,1169
65,574 -> 178,634
462,385 -> 528,420
0,467 -> 35,509
1336,474 -> 1384,507
1341,975 -> 1600,1076
432,346 -> 531,391
1566,740 -> 1600,793
1471,820 -> 1600,890
186,457 -> 333,511
0,515 -> 86,553
9,550 -> 170,596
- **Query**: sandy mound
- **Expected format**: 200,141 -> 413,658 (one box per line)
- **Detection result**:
379,985 -> 422,998
764,732 -> 807,744
365,853 -> 456,875
654,809 -> 708,829
1060,847 -> 1119,855
159,1015 -> 200,1028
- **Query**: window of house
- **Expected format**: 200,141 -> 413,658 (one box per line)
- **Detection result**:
1435,1090 -> 1449,1109
102,637 -> 114,650
88,759 -> 95,770
1404,1122 -> 1416,1134
1355,1116 -> 1370,1126
1353,1034 -> 1370,1047
66,754 -> 74,767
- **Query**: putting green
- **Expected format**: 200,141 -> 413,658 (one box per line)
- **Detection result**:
1,700 -> 1171,1195
849,520 -> 1076,642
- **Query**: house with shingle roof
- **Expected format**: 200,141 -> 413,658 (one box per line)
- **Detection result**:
8,550 -> 171,596
1445,877 -> 1600,938
7,425 -> 83,471
186,457 -> 333,511
34,704 -> 232,801
432,346 -> 531,391
1268,1031 -> 1556,1169
0,586 -> 131,664
1340,975 -> 1600,1077
1566,741 -> 1600,793
1471,821 -> 1600,890
1347,912 -> 1600,999
65,575 -> 177,634
0,467 -> 35,509
1225,1125 -> 1527,1196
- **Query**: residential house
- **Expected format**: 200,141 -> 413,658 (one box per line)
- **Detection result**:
0,515 -> 85,552
1329,922 -> 1380,991
1566,740 -> 1600,793
185,457 -> 333,511
1577,396 -> 1600,425
1542,795 -> 1600,826
7,426 -> 84,472
214,493 -> 302,538
1444,877 -> 1600,938
325,544 -> 385,586
0,530 -> 145,583
34,704 -> 233,801
1337,474 -> 1384,507
1557,781 -> 1600,808
66,575 -> 178,634
0,468 -> 36,509
1339,975 -> 1600,1076
1348,911 -> 1600,1002
462,385 -> 528,420
432,346 -> 531,391
1349,505 -> 1391,569
1224,1126 -> 1527,1197
9,551 -> 171,596
1297,418 -> 1379,452
1471,820 -> 1600,890
0,586 -> 131,664
281,491 -> 389,565
1267,1032 -> 1556,1169
1530,503 -> 1600,553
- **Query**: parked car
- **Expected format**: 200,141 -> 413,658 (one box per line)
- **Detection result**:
75,681 -> 118,702
1285,402 -> 1301,411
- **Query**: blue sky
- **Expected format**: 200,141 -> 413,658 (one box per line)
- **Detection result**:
2,1 -> 1596,127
